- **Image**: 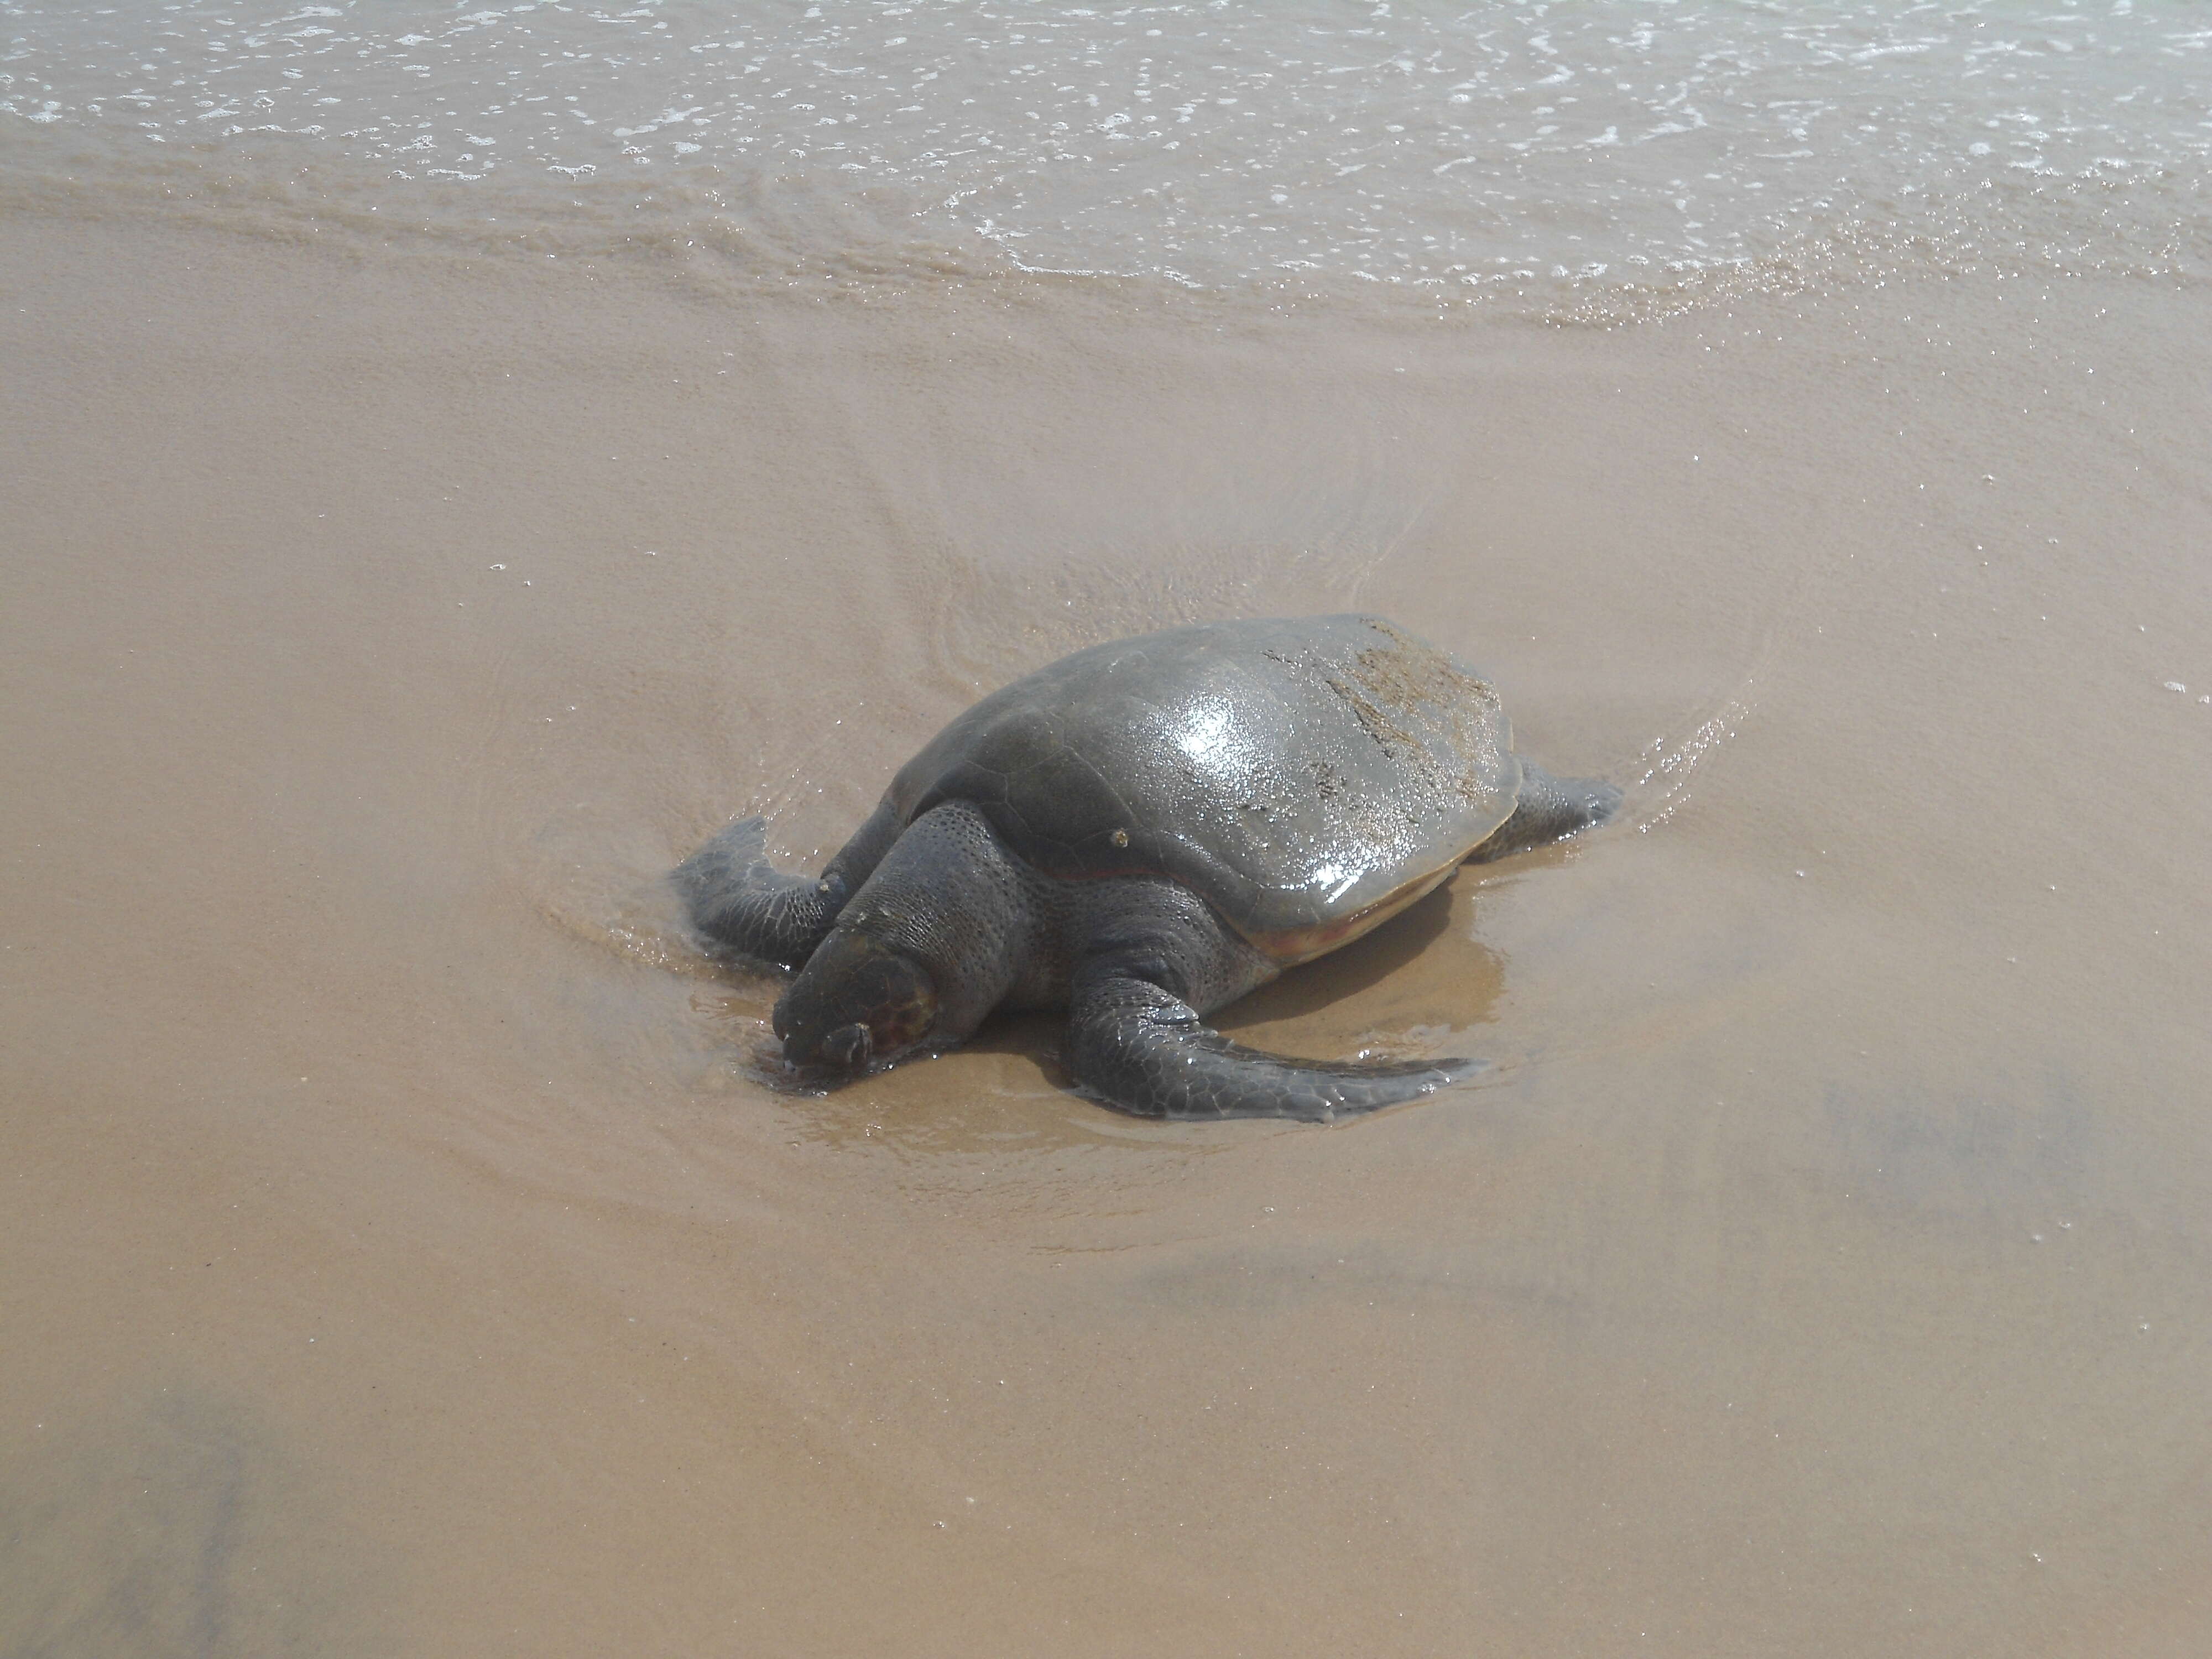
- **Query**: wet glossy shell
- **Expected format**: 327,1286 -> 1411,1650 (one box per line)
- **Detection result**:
884,615 -> 1520,964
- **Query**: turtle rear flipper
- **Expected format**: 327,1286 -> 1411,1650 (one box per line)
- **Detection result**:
1067,973 -> 1480,1123
1466,761 -> 1621,864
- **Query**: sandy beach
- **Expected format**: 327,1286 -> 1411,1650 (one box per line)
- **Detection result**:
4,152 -> 2210,1655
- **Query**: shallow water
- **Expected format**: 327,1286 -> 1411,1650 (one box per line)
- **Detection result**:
6,5 -> 2212,1655
6,0 -> 2209,302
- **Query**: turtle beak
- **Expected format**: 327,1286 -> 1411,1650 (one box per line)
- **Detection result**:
820,1022 -> 873,1070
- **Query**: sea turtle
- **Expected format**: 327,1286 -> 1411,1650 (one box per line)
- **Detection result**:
675,615 -> 1617,1121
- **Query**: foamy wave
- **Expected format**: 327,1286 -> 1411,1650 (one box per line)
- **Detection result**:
4,0 -> 2208,312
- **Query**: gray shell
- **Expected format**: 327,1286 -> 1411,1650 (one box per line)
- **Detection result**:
885,615 -> 1520,961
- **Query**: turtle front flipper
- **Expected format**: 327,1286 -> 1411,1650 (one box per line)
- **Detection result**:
1066,974 -> 1479,1123
674,803 -> 901,968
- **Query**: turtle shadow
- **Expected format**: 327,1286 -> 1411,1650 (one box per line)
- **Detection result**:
1218,879 -> 1498,1028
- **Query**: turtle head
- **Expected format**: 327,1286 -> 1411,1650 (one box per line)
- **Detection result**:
772,927 -> 938,1076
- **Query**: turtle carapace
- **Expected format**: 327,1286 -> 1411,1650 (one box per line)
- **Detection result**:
674,615 -> 1618,1121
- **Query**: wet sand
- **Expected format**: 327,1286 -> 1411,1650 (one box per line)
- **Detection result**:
4,211 -> 2211,1656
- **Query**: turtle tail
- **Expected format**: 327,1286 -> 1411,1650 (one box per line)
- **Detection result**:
1067,974 -> 1480,1123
